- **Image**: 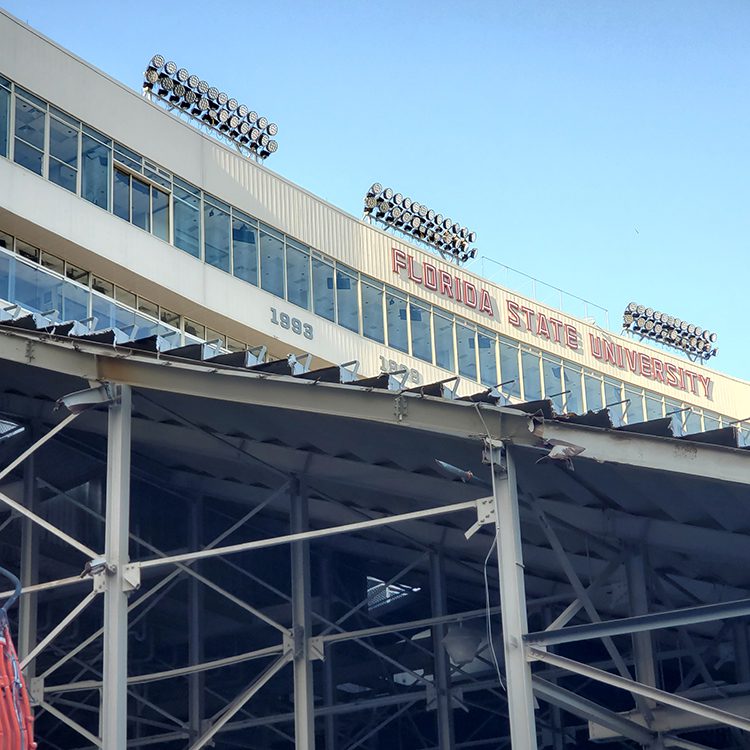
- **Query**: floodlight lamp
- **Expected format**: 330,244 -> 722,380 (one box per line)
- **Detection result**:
636,316 -> 646,328
227,98 -> 238,111
266,122 -> 278,136
208,86 -> 219,101
393,193 -> 403,205
197,96 -> 210,111
172,83 -> 186,100
218,109 -> 229,123
145,69 -> 159,85
654,323 -> 663,335
238,104 -> 249,117
229,114 -> 240,129
247,111 -> 258,123
188,74 -> 200,88
419,205 -> 428,218
177,68 -> 189,83
401,211 -> 413,224
250,127 -> 261,141
411,202 -> 421,214
623,312 -> 633,325
468,231 -> 477,243
257,116 -> 269,129
443,218 -> 452,229
215,91 -> 227,106
198,80 -> 209,94
403,198 -> 413,210
368,183 -> 383,196
160,76 -> 174,91
469,247 -> 477,259
364,196 -> 378,210
645,319 -> 654,331
411,216 -> 421,229
151,54 -> 166,69
266,140 -> 279,154
384,187 -> 394,200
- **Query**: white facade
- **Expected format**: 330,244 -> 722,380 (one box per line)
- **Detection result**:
0,9 -> 747,433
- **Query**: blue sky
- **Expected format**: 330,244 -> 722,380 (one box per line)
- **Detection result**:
4,1 -> 748,381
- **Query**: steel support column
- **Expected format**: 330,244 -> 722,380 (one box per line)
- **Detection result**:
102,384 -> 132,749
321,552 -> 336,750
488,443 -> 537,749
626,551 -> 658,697
430,550 -> 455,750
291,477 -> 315,750
189,497 -> 204,740
18,448 -> 38,669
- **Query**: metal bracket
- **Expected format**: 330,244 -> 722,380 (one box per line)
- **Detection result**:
481,440 -> 507,470
123,563 -> 141,593
309,636 -> 325,662
465,496 -> 496,540
28,676 -> 44,706
394,395 -> 408,422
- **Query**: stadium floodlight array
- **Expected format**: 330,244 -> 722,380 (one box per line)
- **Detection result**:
363,183 -> 478,265
143,55 -> 278,161
623,303 -> 718,361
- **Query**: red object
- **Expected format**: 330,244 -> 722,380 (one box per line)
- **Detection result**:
0,612 -> 36,750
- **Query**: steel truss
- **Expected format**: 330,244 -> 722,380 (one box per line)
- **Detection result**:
0,362 -> 748,750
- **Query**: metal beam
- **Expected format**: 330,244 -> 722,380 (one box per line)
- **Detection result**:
291,477 -> 315,750
528,647 -> 750,734
489,443 -> 538,749
430,551 -> 455,750
101,384 -> 132,749
526,597 -> 750,647
18,448 -> 38,670
137,498 -> 478,570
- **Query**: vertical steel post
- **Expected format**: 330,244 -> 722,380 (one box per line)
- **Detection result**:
291,478 -> 315,750
102,384 -> 132,749
430,550 -> 455,750
488,442 -> 537,749
626,552 -> 657,691
18,449 -> 38,670
189,497 -> 204,739
321,552 -> 336,750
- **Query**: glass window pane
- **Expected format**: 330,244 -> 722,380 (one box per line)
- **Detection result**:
312,257 -> 335,321
174,187 -> 201,258
542,357 -> 563,412
40,251 -> 64,275
522,350 -> 542,400
49,158 -> 76,193
232,215 -> 257,284
499,337 -> 521,398
563,365 -> 583,415
646,393 -> 664,421
152,187 -> 169,241
185,319 -> 204,339
703,411 -> 720,431
0,87 -> 8,157
81,135 -> 110,208
477,329 -> 497,387
14,260 -> 63,315
456,322 -> 477,380
204,203 -> 230,272
92,276 -> 114,297
113,169 -> 130,221
434,313 -> 455,372
62,277 -> 88,322
385,288 -> 408,353
16,240 -> 39,263
685,409 -> 702,434
13,139 -> 43,175
131,177 -> 150,232
66,263 -> 88,285
362,282 -> 384,343
665,399 -> 684,436
286,243 -> 311,309
0,230 -> 12,251
49,117 -> 78,167
15,98 -> 45,150
336,266 -> 359,332
160,308 -> 180,327
410,301 -> 432,362
584,373 -> 603,411
138,297 -> 159,318
260,228 -> 284,298
625,387 -> 645,424
604,378 -> 624,426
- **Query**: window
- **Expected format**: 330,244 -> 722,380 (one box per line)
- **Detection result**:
131,177 -> 150,232
645,393 -> 664,421
499,337 -> 521,398
624,387 -> 645,424
113,169 -> 130,220
151,186 -> 169,241
232,211 -> 258,285
361,279 -> 384,343
684,409 -> 702,434
434,313 -> 455,372
0,80 -> 9,158
563,365 -> 583,415
286,240 -> 311,310
604,378 -> 624,426
204,197 -> 231,272
456,321 -> 477,380
542,357 -> 563,412
81,127 -> 111,209
386,288 -> 408,353
584,373 -> 603,412
410,301 -> 432,363
521,350 -> 542,400
312,256 -> 335,321
40,250 -> 64,275
703,411 -> 720,431
184,319 -> 205,339
174,181 -> 201,258
336,264 -> 359,332
48,114 -> 78,193
665,399 -> 684,436
14,95 -> 45,175
260,225 -> 284,298
477,329 -> 497,387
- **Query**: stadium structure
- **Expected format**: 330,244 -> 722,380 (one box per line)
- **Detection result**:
0,9 -> 749,750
